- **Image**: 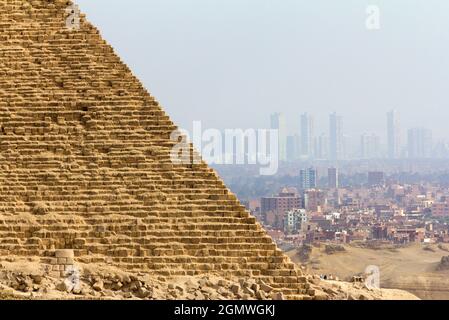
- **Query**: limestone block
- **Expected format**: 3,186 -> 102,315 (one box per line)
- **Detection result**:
55,249 -> 74,258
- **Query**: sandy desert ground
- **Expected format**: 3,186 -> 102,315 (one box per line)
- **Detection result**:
288,242 -> 449,300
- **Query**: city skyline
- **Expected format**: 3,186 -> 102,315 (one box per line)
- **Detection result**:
77,0 -> 449,140
71,0 -> 449,202
269,110 -> 443,161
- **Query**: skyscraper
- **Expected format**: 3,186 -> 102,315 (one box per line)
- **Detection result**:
387,110 -> 400,159
270,113 -> 287,162
300,113 -> 314,159
407,128 -> 433,158
286,135 -> 299,161
315,134 -> 329,160
360,133 -> 381,159
342,134 -> 351,160
328,167 -> 339,189
299,168 -> 317,190
329,112 -> 343,162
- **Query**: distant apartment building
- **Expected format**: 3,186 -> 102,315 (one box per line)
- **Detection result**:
432,201 -> 449,216
372,223 -> 388,240
270,113 -> 287,162
261,188 -> 302,228
368,171 -> 385,186
314,134 -> 329,160
304,189 -> 327,212
284,209 -> 308,234
407,127 -> 433,158
334,231 -> 349,244
329,112 -> 343,162
387,110 -> 400,159
360,133 -> 381,159
299,168 -> 317,190
309,215 -> 332,230
389,227 -> 426,244
328,167 -> 339,189
286,135 -> 300,161
342,134 -> 352,160
300,113 -> 314,159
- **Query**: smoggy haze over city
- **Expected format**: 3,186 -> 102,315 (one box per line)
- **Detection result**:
77,0 -> 449,140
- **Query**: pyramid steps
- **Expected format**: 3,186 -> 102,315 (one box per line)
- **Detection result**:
0,0 -> 315,299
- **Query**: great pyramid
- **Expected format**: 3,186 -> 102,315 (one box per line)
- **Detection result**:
0,0 -> 314,299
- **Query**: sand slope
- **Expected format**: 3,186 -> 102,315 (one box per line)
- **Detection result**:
288,243 -> 449,300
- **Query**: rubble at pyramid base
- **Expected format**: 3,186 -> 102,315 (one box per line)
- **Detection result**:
0,253 -> 419,300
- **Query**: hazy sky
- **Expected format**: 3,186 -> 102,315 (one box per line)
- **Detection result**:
76,0 -> 449,140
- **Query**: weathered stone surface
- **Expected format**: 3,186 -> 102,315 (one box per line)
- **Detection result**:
55,250 -> 75,259
31,275 -> 43,285
272,292 -> 285,300
256,290 -> 266,300
56,281 -> 71,293
230,284 -> 240,295
259,281 -> 274,293
93,281 -> 104,292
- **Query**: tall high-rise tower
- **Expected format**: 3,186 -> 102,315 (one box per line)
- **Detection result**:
387,110 -> 400,159
286,135 -> 300,161
407,128 -> 433,158
329,112 -> 343,162
300,113 -> 314,159
360,133 -> 381,159
315,134 -> 329,160
299,168 -> 317,190
270,113 -> 287,161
